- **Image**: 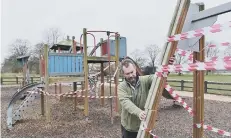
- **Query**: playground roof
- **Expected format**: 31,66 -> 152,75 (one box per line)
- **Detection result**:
50,39 -> 83,51
16,55 -> 30,60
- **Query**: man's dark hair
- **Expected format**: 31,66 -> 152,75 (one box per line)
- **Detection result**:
120,58 -> 135,73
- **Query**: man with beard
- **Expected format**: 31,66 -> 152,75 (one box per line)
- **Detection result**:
118,57 -> 175,138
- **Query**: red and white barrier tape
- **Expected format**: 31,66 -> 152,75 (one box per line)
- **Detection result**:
157,60 -> 231,72
167,21 -> 231,42
176,48 -> 231,62
209,56 -> 231,62
207,42 -> 231,48
164,83 -> 231,137
140,122 -> 158,138
164,83 -> 194,115
28,90 -> 118,99
194,124 -> 231,137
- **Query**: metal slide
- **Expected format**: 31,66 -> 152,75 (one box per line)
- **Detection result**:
7,82 -> 44,129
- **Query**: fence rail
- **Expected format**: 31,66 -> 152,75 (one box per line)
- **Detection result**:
106,76 -> 231,96
0,77 -> 41,85
1,76 -> 231,96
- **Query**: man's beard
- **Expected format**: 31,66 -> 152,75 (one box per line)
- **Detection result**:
126,76 -> 137,86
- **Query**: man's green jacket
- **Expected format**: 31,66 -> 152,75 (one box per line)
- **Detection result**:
118,74 -> 169,132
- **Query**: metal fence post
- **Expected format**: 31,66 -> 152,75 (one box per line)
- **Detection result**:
181,80 -> 184,91
16,77 -> 18,84
204,81 -> 208,93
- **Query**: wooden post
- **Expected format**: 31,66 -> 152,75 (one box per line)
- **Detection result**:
181,80 -> 184,91
193,3 -> 205,138
204,81 -> 207,93
72,36 -> 78,110
39,51 -> 45,116
114,33 -> 120,113
137,0 -> 190,137
83,28 -> 89,118
44,44 -> 51,123
100,62 -> 105,106
99,38 -> 105,106
73,82 -> 77,111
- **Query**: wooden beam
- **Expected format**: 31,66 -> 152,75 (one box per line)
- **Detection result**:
114,33 -> 120,113
100,62 -> 105,106
193,3 -> 205,138
137,0 -> 190,138
100,38 -> 105,106
83,28 -> 89,117
44,44 -> 51,123
39,52 -> 45,116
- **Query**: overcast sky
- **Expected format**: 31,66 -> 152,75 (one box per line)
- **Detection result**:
1,0 -> 231,64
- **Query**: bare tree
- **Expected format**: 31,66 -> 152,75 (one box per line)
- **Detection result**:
145,44 -> 161,68
205,41 -> 219,59
174,53 -> 188,75
204,41 -> 220,75
130,49 -> 147,68
10,39 -> 31,57
43,27 -> 64,47
1,39 -> 31,73
224,47 -> 231,56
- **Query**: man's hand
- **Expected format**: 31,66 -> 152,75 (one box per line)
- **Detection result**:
139,111 -> 146,121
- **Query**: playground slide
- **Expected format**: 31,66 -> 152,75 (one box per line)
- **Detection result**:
7,82 -> 44,129
89,42 -> 101,56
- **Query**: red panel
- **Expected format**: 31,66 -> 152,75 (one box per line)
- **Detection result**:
101,41 -> 108,56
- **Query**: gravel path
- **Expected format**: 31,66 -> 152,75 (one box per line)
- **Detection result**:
1,86 -> 231,138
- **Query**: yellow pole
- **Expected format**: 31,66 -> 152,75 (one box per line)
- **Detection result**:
44,44 -> 51,123
100,38 -> 105,106
39,50 -> 45,116
114,33 -> 120,113
83,28 -> 89,117
193,3 -> 205,138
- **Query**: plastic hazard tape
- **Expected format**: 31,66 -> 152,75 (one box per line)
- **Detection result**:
209,56 -> 231,62
207,42 -> 231,48
140,122 -> 158,138
164,83 -> 231,137
157,60 -> 231,72
28,90 -> 118,99
194,124 -> 231,137
164,83 -> 194,115
167,21 -> 231,42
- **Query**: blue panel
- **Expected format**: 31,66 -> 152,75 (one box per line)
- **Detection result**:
79,56 -> 83,72
75,56 -> 79,72
67,56 -> 71,72
109,37 -> 127,58
71,56 -> 75,72
55,56 -> 60,72
110,40 -> 115,56
63,56 -> 68,73
48,53 -> 84,76
119,37 -> 127,58
60,56 -> 64,73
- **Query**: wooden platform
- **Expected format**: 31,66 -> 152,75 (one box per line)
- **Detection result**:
49,76 -> 84,84
87,56 -> 116,63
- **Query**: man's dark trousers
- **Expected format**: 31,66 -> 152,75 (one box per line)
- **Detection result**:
121,125 -> 138,138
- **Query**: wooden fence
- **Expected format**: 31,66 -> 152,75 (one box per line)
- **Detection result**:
106,76 -> 231,95
1,76 -> 231,95
0,77 -> 40,85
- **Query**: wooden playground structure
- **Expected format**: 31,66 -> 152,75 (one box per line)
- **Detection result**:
39,29 -> 125,124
